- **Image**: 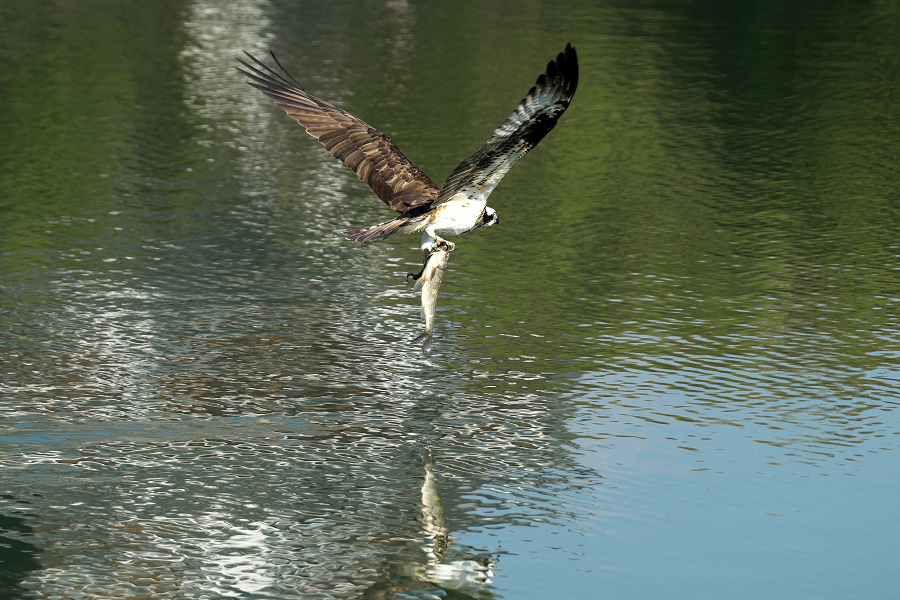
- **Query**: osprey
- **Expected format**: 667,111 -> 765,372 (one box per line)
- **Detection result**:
236,44 -> 578,253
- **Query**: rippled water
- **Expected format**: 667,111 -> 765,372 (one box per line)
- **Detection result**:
2,0 -> 899,598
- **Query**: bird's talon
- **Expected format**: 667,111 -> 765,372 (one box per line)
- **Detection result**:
427,240 -> 455,254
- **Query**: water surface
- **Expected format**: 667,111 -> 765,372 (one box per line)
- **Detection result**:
2,0 -> 899,598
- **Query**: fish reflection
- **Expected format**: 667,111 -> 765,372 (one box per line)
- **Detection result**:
420,449 -> 451,560
418,452 -> 496,593
359,452 -> 497,599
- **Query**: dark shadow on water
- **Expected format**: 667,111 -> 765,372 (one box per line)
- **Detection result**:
0,495 -> 42,599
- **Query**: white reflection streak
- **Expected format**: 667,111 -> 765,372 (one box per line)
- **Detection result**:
180,0 -> 354,240
191,517 -> 279,596
179,0 -> 273,183
177,1 -> 285,596
70,289 -> 158,372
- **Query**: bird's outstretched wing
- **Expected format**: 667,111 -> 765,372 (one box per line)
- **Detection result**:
435,44 -> 578,205
236,52 -> 440,214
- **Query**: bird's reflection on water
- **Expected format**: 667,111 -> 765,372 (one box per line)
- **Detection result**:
357,450 -> 498,600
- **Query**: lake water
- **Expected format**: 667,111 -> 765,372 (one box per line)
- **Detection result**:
2,0 -> 899,598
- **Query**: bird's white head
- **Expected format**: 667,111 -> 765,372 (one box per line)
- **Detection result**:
474,206 -> 499,231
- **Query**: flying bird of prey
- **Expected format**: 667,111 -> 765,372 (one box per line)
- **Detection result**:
236,44 -> 578,254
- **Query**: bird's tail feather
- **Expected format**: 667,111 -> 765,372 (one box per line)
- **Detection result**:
344,217 -> 407,242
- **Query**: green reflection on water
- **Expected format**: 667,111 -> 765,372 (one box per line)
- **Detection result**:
0,0 -> 211,284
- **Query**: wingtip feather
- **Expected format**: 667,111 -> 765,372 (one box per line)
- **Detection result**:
270,50 -> 305,90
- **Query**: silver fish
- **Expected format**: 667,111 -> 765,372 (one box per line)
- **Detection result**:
411,242 -> 451,351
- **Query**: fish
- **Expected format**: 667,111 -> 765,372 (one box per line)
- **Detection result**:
410,242 -> 451,352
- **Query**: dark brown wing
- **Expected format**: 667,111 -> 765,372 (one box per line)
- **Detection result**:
435,43 -> 578,205
236,52 -> 440,214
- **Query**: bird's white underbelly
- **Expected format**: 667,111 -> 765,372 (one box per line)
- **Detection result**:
428,195 -> 486,236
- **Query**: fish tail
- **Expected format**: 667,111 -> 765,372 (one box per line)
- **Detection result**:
344,217 -> 408,242
412,332 -> 433,352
